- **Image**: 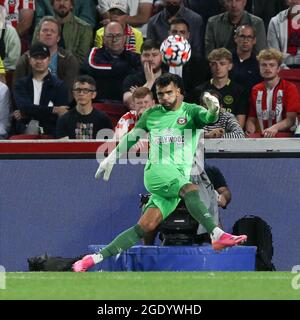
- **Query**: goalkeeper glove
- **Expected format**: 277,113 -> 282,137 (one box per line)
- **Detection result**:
202,92 -> 220,114
95,149 -> 117,181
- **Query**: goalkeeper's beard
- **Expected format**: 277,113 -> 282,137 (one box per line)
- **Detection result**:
162,96 -> 178,110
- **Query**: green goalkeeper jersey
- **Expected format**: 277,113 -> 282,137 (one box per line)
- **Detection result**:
125,102 -> 218,178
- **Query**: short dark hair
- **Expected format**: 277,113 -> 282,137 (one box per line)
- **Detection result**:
155,73 -> 185,94
141,39 -> 161,53
235,24 -> 256,37
73,75 -> 96,90
169,18 -> 190,32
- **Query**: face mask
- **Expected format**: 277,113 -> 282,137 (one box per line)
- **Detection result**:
166,4 -> 180,16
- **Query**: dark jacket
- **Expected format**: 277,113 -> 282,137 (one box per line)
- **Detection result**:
205,11 -> 267,55
81,46 -> 142,101
13,47 -> 79,93
13,73 -> 70,135
32,13 -> 93,64
182,54 -> 210,96
147,5 -> 204,57
245,0 -> 288,30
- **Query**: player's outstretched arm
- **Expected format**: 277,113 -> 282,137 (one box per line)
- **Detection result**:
95,148 -> 117,181
95,127 -> 145,181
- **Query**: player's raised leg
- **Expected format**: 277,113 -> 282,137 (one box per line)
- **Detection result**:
180,183 -> 247,250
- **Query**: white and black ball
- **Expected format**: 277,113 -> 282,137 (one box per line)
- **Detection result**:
160,35 -> 191,67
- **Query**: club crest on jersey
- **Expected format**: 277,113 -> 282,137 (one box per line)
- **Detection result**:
177,117 -> 187,125
224,95 -> 234,105
277,96 -> 282,104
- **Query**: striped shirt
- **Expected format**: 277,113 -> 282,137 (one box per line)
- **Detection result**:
0,0 -> 35,28
204,111 -> 245,139
115,110 -> 138,139
249,79 -> 300,132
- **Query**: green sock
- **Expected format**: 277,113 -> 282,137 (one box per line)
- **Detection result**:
100,224 -> 145,259
183,190 -> 216,234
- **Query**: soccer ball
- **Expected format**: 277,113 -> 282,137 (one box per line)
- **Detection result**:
160,35 -> 191,67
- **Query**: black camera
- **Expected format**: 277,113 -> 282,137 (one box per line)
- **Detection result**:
140,195 -> 199,246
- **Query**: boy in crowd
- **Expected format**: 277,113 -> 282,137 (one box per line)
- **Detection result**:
56,75 -> 113,139
189,48 -> 249,129
115,87 -> 155,139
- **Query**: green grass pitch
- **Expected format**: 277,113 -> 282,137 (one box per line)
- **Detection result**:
0,272 -> 299,300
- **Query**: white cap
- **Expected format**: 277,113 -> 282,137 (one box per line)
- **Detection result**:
108,0 -> 129,14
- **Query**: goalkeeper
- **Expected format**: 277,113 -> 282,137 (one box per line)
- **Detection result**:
73,73 -> 247,272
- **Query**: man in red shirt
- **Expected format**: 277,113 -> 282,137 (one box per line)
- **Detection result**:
246,48 -> 300,137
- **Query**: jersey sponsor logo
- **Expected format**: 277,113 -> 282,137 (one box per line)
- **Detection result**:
154,135 -> 185,145
270,109 -> 276,119
258,109 -> 270,120
223,95 -> 234,105
224,107 -> 232,113
177,117 -> 187,125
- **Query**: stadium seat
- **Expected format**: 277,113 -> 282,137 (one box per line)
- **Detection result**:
279,68 -> 300,95
9,134 -> 54,140
92,102 -> 128,127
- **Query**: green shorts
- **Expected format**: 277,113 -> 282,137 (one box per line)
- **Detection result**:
143,164 -> 190,219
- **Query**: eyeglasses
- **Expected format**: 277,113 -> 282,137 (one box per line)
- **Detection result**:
237,35 -> 255,41
72,88 -> 95,94
104,34 -> 124,41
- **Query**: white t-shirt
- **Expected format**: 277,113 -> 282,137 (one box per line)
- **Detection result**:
27,78 -> 44,134
169,65 -> 183,77
32,78 -> 43,105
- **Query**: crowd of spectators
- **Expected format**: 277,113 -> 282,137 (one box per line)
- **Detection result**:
0,0 -> 299,140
